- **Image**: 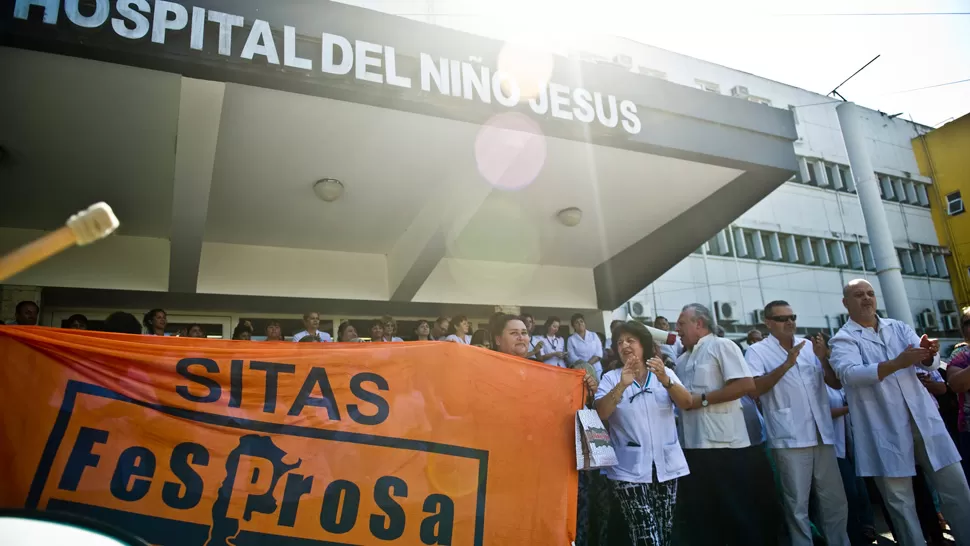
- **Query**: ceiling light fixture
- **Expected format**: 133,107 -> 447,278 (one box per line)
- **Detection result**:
557,207 -> 583,227
313,178 -> 344,202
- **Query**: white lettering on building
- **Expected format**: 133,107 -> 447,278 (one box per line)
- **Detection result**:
12,0 -> 643,134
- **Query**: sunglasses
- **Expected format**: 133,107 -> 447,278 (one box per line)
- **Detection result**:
769,315 -> 797,323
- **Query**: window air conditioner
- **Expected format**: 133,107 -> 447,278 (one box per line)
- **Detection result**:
754,310 -> 767,325
731,85 -> 750,98
627,300 -> 648,319
918,310 -> 938,330
938,299 -> 957,314
613,54 -> 634,69
941,314 -> 959,331
715,301 -> 738,322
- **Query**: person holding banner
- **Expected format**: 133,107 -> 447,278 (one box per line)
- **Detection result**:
595,321 -> 692,546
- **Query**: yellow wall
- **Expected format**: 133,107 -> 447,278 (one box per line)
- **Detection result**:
913,114 -> 970,312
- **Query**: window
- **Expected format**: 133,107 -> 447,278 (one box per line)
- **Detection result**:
830,240 -> 849,267
946,191 -> 964,216
696,80 -> 721,93
709,230 -> 731,255
805,161 -> 819,185
733,228 -> 748,257
879,176 -> 895,200
798,237 -> 815,264
743,231 -> 757,258
766,232 -> 782,261
913,251 -> 927,276
862,243 -> 876,270
748,96 -> 772,106
917,184 -> 930,206
899,249 -> 915,274
848,242 -> 864,270
827,165 -> 842,190
904,181 -> 918,204
892,178 -> 906,203
926,252 -> 939,276
782,235 -> 799,263
936,254 -> 949,277
840,167 -> 855,193
815,240 -> 831,266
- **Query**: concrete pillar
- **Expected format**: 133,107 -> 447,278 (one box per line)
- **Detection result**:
836,102 -> 914,326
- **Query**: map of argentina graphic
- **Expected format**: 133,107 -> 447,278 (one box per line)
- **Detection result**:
205,435 -> 302,546
28,381 -> 489,546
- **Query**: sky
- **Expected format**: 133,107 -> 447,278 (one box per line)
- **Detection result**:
346,0 -> 970,127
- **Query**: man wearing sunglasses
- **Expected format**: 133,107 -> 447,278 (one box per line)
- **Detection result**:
830,279 -> 970,545
745,301 -> 848,546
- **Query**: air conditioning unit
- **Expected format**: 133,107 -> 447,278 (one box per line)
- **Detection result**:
754,310 -> 767,325
838,313 -> 851,327
627,300 -> 649,319
941,314 -> 959,331
919,310 -> 938,330
938,299 -> 958,314
715,301 -> 738,322
876,309 -> 888,319
731,85 -> 750,98
613,54 -> 634,69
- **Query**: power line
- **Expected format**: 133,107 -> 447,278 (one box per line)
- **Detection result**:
882,77 -> 970,96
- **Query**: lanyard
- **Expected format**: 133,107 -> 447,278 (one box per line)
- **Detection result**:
630,371 -> 653,402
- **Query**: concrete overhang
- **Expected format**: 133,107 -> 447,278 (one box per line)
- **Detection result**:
0,0 -> 797,312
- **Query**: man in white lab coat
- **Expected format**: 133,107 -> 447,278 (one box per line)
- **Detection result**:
746,300 -> 849,546
830,279 -> 970,546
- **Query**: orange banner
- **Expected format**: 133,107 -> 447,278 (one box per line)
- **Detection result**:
0,327 -> 583,545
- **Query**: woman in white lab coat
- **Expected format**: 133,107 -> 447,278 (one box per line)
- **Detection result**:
595,321 -> 693,545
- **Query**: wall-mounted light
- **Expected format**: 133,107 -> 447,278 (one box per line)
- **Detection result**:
313,178 -> 344,202
557,207 -> 583,227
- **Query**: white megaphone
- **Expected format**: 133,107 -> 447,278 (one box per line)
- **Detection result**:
645,325 -> 678,346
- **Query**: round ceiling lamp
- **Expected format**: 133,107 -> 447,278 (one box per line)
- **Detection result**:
557,207 -> 583,227
313,178 -> 344,202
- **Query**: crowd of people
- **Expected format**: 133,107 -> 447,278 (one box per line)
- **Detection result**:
4,279 -> 970,546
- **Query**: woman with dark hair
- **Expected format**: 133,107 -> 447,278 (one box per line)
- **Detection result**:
445,315 -> 471,344
338,321 -> 361,342
104,312 -> 142,334
413,320 -> 432,341
143,309 -> 167,336
186,324 -> 206,338
265,320 -> 284,341
470,328 -> 492,349
369,319 -> 385,342
66,314 -> 88,330
595,321 -> 693,546
490,315 -> 532,358
232,324 -> 252,340
535,316 -> 568,368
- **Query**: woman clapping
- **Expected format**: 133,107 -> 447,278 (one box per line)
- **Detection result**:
595,322 -> 693,546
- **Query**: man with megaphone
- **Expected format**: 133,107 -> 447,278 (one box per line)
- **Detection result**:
830,279 -> 970,545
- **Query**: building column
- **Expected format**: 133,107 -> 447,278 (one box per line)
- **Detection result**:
836,102 -> 914,326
